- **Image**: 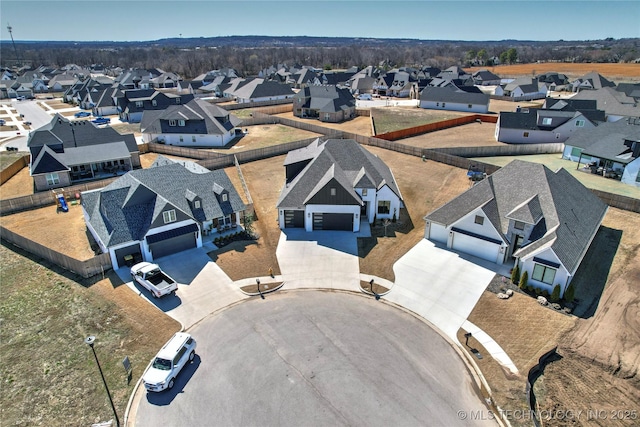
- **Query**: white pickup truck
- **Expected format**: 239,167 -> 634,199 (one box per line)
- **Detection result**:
130,262 -> 178,298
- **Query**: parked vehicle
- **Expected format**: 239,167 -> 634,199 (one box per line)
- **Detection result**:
142,332 -> 197,392
0,119 -> 6,126
91,116 -> 110,125
130,262 -> 178,298
16,96 -> 26,101
74,111 -> 91,118
24,121 -> 32,126
357,93 -> 372,100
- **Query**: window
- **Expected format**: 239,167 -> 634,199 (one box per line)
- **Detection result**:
523,132 -> 530,138
377,200 -> 390,214
169,119 -> 177,126
222,193 -> 228,202
192,135 -> 196,142
179,135 -> 184,142
362,189 -> 368,196
436,102 -> 440,107
514,221 -> 525,230
152,99 -> 157,106
442,102 -> 446,108
570,147 -> 584,158
468,104 -> 473,109
176,97 -> 181,104
173,346 -> 187,365
474,215 -> 484,225
575,120 -> 585,127
330,188 -> 336,196
46,173 -> 60,186
163,210 -> 176,224
532,263 -> 556,285
542,117 -> 552,125
178,119 -> 185,127
135,101 -> 143,108
194,200 -> 200,209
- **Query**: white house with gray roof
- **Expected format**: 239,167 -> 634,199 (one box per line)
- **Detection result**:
140,98 -> 241,147
424,160 -> 607,297
563,118 -> 640,187
419,85 -> 490,113
82,156 -> 246,269
277,138 -> 403,232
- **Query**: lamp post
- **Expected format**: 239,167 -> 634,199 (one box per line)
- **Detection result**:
369,279 -> 380,300
256,278 -> 264,300
84,336 -> 120,427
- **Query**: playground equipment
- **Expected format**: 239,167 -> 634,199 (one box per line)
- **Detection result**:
52,190 -> 69,212
467,163 -> 487,183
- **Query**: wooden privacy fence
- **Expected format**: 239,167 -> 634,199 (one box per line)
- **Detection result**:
376,114 -> 498,140
431,142 -> 564,158
0,177 -> 118,216
1,154 -> 29,185
0,226 -> 112,278
145,142 -> 228,159
222,98 -> 294,111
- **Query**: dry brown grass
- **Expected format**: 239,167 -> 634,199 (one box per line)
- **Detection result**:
274,111 -> 374,136
467,63 -> 640,82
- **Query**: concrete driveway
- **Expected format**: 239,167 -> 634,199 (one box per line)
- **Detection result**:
275,228 -> 365,292
134,292 -> 496,427
388,239 -> 500,339
117,247 -> 247,329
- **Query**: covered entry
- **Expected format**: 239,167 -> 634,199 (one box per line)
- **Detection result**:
450,227 -> 502,263
312,213 -> 354,231
147,223 -> 199,260
284,210 -> 304,228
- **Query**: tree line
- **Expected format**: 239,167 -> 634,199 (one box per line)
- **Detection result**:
1,37 -> 637,79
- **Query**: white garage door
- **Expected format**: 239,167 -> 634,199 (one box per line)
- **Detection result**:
451,230 -> 501,263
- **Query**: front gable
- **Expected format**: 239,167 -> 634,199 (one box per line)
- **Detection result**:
307,177 -> 360,206
450,206 -> 504,244
150,202 -> 191,229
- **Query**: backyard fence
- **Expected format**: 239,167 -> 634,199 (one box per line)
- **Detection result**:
490,94 -> 547,102
1,154 -> 29,185
222,98 -> 294,111
0,226 -> 112,278
375,114 -> 498,140
431,143 -> 564,158
146,142 -> 228,160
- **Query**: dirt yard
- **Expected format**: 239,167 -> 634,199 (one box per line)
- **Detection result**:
274,111 -> 374,136
400,121 -> 502,148
371,106 -> 469,135
467,62 -> 640,82
211,124 -> 320,153
0,241 -> 181,426
357,146 -> 471,281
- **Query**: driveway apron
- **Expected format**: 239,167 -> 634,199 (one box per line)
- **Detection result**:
276,229 -> 362,291
389,239 -> 497,339
117,247 -> 247,329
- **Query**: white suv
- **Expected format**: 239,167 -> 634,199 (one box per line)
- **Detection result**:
142,332 -> 197,392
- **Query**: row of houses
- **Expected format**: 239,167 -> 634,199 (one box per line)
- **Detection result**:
78,136 -> 608,305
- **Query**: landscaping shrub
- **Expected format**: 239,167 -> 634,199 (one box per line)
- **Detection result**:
542,290 -> 550,298
511,265 -> 520,285
550,284 -> 561,303
564,281 -> 576,303
519,270 -> 528,290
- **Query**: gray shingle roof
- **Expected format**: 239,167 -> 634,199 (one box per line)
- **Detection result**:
564,119 -> 640,159
277,138 -> 402,209
419,86 -> 489,106
425,160 -> 607,274
140,98 -> 241,135
82,157 -> 246,247
294,85 -> 356,113
572,87 -> 640,118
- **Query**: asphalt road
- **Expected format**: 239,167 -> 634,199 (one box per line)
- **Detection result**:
1,99 -> 52,151
134,291 -> 495,427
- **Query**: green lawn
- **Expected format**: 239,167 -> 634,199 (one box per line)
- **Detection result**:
471,154 -> 640,199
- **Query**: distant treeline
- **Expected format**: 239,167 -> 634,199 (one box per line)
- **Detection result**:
1,36 -> 637,79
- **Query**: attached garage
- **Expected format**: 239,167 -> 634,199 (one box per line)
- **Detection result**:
147,223 -> 199,260
312,213 -> 353,231
284,210 -> 304,228
450,227 -> 502,263
114,243 -> 142,269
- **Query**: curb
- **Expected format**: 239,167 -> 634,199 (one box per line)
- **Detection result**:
238,281 -> 285,296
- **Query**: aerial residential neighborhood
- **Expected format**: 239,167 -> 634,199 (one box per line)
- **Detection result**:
1,3 -> 640,426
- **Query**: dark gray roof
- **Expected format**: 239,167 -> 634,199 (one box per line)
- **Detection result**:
232,80 -> 295,100
420,85 -> 489,106
572,87 -> 640,118
140,98 -> 241,135
573,72 -> 616,90
498,109 -> 585,131
294,85 -> 356,113
569,119 -> 640,164
82,157 -> 246,247
28,114 -> 138,175
425,160 -> 608,274
278,138 -> 402,209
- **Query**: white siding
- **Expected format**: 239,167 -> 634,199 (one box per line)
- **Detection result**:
520,248 -> 570,296
146,132 -> 233,147
375,185 -> 402,221
419,100 -> 488,114
427,222 -> 448,244
621,158 -> 640,187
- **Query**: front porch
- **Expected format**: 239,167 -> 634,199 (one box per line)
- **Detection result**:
69,158 -> 133,183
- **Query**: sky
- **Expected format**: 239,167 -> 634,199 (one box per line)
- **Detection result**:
1,0 -> 638,42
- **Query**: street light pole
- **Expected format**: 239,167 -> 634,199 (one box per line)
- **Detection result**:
84,336 -> 120,427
